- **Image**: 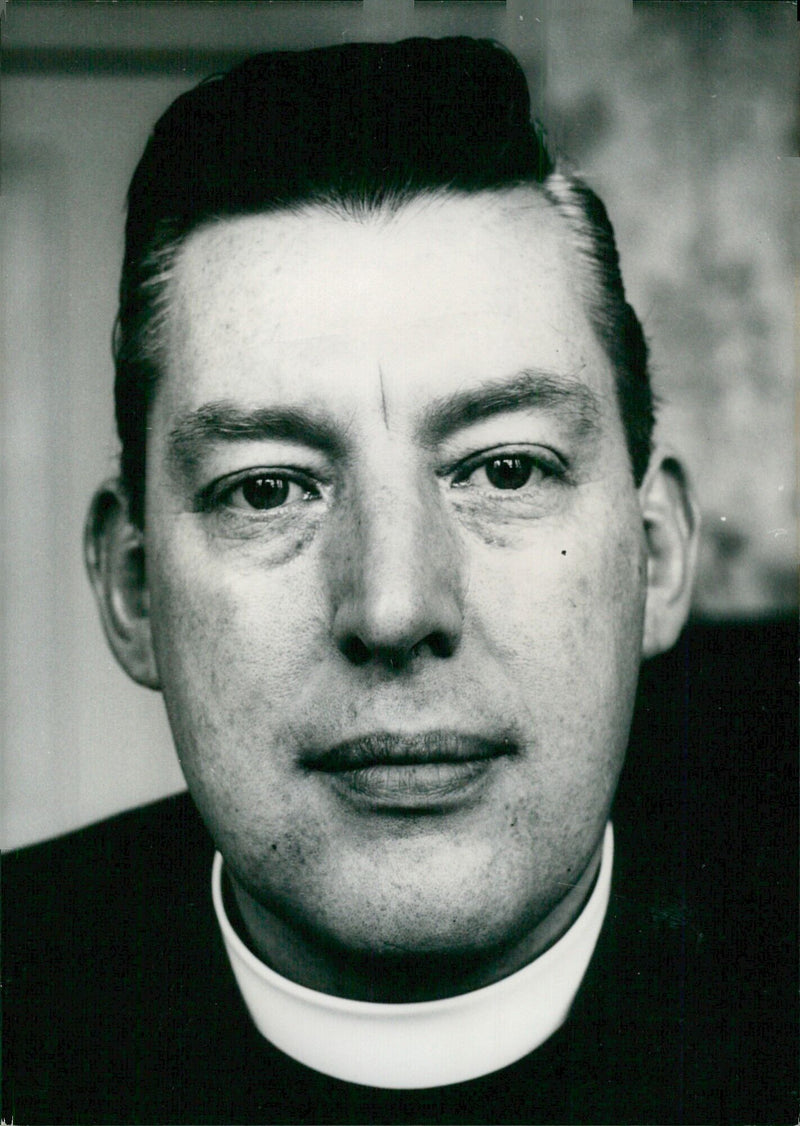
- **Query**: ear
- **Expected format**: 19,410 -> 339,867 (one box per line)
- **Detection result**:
84,480 -> 160,689
640,450 -> 700,660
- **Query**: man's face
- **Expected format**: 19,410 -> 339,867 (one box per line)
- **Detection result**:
144,191 -> 647,980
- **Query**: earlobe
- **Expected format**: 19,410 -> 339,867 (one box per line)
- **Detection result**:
640,450 -> 700,660
84,480 -> 161,689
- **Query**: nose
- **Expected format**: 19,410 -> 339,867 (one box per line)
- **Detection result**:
328,475 -> 464,669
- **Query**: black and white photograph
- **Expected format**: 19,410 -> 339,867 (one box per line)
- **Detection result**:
2,2 -> 797,1122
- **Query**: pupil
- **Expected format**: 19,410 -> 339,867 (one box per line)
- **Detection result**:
485,456 -> 532,490
241,476 -> 290,510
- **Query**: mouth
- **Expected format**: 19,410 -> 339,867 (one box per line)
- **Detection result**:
305,731 -> 516,810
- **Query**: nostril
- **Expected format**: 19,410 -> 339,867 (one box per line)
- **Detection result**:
338,629 -> 458,669
421,631 -> 456,660
340,635 -> 372,666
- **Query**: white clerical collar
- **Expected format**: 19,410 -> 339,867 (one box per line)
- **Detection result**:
212,823 -> 613,1089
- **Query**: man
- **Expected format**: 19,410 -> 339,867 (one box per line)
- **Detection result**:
3,38 -> 795,1125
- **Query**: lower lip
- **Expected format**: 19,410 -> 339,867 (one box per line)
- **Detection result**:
324,759 -> 498,809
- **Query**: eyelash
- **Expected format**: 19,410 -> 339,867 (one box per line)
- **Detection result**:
200,448 -> 567,516
449,449 -> 567,492
198,470 -> 322,514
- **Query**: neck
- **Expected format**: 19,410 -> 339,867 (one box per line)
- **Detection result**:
228,838 -> 604,1003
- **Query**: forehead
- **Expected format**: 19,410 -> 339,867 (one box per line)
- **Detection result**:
163,190 -> 615,416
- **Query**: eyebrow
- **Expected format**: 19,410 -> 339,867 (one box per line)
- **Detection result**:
166,369 -> 604,478
167,402 -> 344,479
419,369 -> 604,447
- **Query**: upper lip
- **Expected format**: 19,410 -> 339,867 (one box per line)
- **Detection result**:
306,730 -> 516,773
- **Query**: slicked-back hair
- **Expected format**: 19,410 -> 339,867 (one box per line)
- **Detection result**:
114,37 -> 654,526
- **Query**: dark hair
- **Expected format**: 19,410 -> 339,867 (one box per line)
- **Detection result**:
114,37 -> 654,525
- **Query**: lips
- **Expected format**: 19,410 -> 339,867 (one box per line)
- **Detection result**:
305,731 -> 515,808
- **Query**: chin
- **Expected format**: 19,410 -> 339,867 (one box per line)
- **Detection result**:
304,860 -> 555,960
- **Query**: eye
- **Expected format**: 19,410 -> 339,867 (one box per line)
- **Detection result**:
483,455 -> 537,490
453,452 -> 563,492
222,473 -> 319,512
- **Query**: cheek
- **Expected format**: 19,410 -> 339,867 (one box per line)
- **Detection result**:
146,528 -> 324,772
476,515 -> 644,631
145,540 -> 339,887
469,506 -> 646,741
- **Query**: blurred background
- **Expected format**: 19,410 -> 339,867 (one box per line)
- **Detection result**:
2,0 -> 796,849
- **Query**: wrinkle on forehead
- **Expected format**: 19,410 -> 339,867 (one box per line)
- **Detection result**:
160,188 -> 613,434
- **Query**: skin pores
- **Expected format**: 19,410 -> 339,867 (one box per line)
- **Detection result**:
143,191 -> 648,1000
